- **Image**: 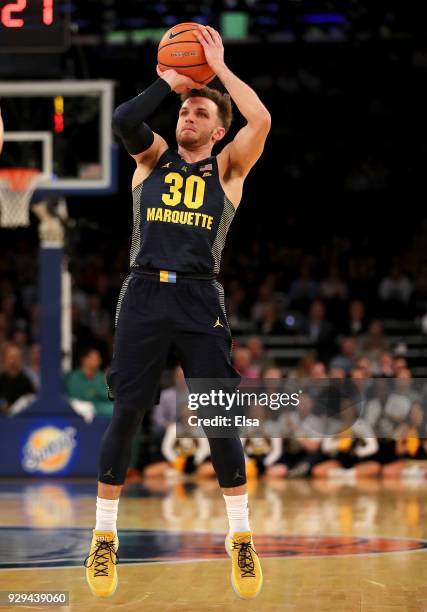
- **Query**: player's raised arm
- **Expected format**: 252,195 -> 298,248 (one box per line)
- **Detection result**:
195,26 -> 271,178
112,71 -> 203,167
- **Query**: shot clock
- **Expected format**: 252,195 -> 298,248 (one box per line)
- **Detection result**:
0,0 -> 69,52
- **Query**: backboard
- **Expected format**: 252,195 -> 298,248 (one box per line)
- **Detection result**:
0,80 -> 117,195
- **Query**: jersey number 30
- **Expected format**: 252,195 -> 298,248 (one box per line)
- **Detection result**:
162,172 -> 205,209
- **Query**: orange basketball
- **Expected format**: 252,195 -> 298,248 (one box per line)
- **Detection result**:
157,22 -> 215,85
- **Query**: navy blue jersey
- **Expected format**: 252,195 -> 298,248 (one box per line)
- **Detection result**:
130,149 -> 235,274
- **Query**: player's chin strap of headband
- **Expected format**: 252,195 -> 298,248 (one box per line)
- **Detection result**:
112,78 -> 172,155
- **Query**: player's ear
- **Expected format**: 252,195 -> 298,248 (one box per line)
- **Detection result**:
213,126 -> 226,143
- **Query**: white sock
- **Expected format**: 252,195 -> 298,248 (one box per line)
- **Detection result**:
95,497 -> 119,533
223,493 -> 250,535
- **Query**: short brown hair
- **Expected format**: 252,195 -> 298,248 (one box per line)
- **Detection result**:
180,87 -> 233,133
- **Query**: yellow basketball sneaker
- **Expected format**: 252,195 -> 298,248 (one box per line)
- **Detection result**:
225,532 -> 263,599
84,529 -> 119,597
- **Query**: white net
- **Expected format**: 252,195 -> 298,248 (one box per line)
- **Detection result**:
0,168 -> 40,228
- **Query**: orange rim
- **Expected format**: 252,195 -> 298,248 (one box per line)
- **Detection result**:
0,168 -> 40,192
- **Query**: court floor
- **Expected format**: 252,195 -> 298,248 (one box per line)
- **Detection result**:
1,476 -> 427,611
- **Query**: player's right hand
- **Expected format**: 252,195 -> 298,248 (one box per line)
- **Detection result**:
157,66 -> 203,94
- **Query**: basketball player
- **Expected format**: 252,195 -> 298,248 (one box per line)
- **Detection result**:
84,26 -> 271,600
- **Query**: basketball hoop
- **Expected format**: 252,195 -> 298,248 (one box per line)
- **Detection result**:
0,168 -> 41,228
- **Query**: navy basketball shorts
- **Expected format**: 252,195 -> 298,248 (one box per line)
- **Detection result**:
107,268 -> 241,412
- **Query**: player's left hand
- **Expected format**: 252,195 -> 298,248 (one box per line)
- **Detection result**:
194,26 -> 225,74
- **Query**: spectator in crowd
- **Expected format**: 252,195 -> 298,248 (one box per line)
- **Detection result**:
144,404 -> 213,480
258,303 -> 286,335
374,350 -> 395,377
64,348 -> 112,417
393,357 -> 408,376
304,300 -> 334,362
232,347 -> 259,378
225,297 -> 249,331
313,399 -> 380,478
0,343 -> 35,415
382,401 -> 427,478
378,265 -> 413,317
152,366 -> 187,435
329,367 -> 346,379
383,368 -> 421,426
267,394 -> 325,478
340,300 -> 367,337
310,361 -> 327,379
246,336 -> 271,375
288,353 -> 316,379
355,356 -> 373,379
359,320 -> 390,363
243,435 -> 283,479
329,336 -> 358,375
319,264 -> 349,302
23,342 -> 40,390
251,280 -> 276,323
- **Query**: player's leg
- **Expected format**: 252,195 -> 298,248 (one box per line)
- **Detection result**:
174,327 -> 262,600
85,275 -> 171,597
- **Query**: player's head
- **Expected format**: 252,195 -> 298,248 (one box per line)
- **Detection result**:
177,87 -> 233,149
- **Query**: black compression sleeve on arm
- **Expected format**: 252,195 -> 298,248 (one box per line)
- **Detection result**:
112,78 -> 172,155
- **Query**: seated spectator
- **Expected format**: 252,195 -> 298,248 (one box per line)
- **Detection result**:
303,300 -> 334,362
267,394 -> 325,478
64,348 -> 112,418
225,297 -> 250,331
313,400 -> 380,478
378,265 -> 413,318
340,300 -> 367,337
144,404 -> 213,480
23,342 -> 40,390
329,367 -> 346,379
258,303 -> 286,336
382,401 -> 427,478
359,320 -> 390,363
329,336 -> 358,375
152,366 -> 187,436
311,362 -> 327,379
373,350 -> 395,377
287,354 -> 316,379
232,347 -> 259,378
319,264 -> 349,302
0,343 -> 35,415
246,336 -> 272,375
243,435 -> 283,479
383,368 -> 421,425
355,356 -> 373,379
251,281 -> 276,324
393,357 -> 408,376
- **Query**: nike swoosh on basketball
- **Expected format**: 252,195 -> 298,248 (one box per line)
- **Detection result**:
169,29 -> 194,40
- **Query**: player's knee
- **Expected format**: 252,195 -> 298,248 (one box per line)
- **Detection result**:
110,407 -> 142,438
